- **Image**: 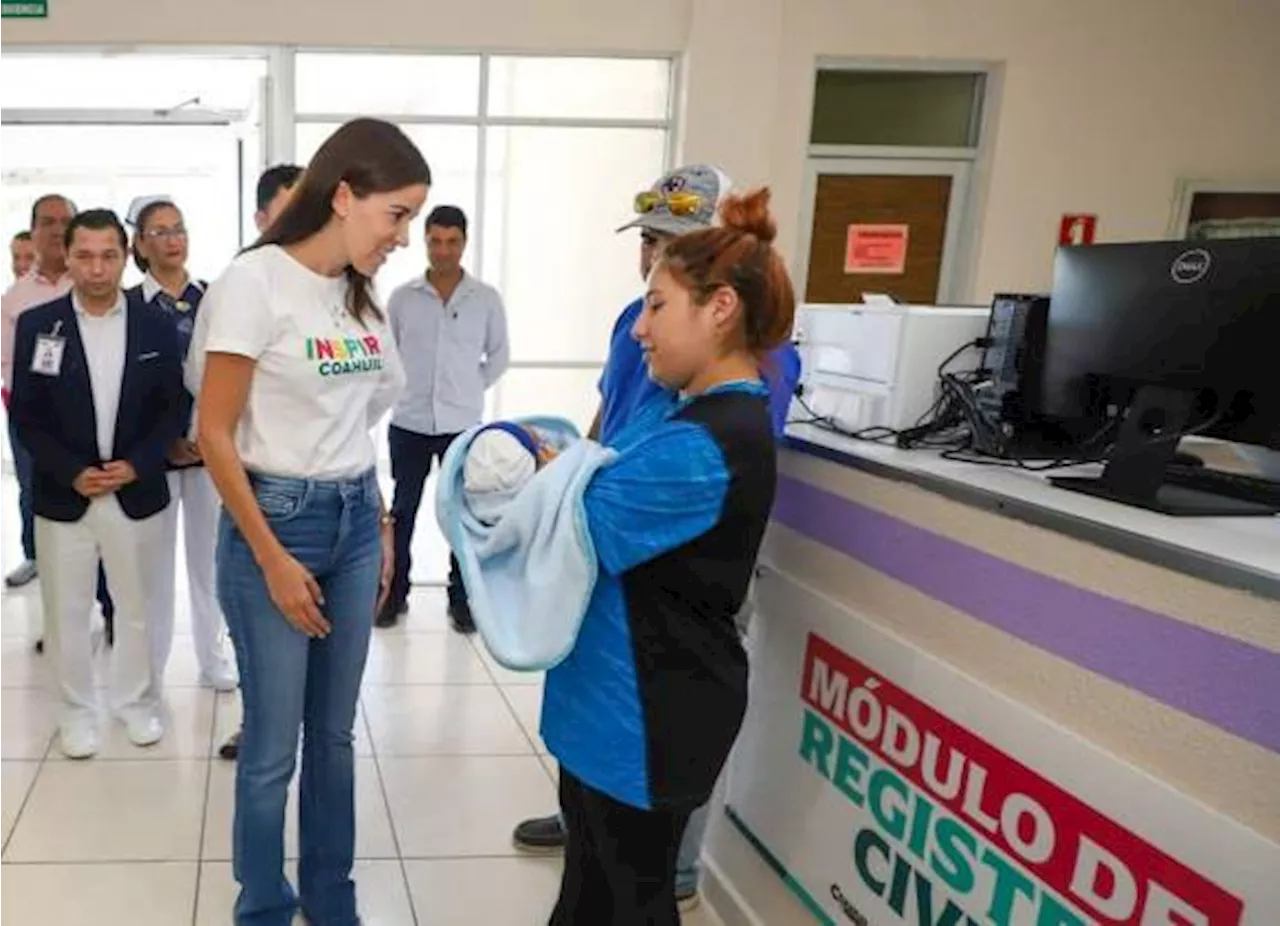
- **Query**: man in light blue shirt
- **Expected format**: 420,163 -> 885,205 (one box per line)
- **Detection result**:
381,205 -> 510,631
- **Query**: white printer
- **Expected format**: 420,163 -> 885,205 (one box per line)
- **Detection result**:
791,302 -> 991,434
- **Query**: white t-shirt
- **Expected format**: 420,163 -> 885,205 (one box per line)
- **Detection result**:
186,245 -> 405,480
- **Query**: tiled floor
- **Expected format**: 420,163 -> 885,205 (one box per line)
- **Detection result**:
0,473 -> 725,925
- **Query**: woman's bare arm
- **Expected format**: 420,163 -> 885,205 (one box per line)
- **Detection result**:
197,351 -> 329,635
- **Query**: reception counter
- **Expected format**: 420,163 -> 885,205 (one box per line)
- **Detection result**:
701,424 -> 1280,926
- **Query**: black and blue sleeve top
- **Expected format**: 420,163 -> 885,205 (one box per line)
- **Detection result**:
541,378 -> 778,811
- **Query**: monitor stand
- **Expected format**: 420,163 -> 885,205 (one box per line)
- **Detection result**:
1049,385 -> 1278,517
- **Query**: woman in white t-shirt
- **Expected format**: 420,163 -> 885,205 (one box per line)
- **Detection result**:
188,118 -> 428,926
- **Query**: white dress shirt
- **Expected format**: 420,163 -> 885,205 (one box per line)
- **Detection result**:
73,292 -> 128,461
388,271 -> 510,436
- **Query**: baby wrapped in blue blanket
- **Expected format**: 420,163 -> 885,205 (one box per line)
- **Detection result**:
462,422 -> 554,524
436,417 -> 616,671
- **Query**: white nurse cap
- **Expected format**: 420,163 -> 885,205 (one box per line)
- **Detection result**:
125,194 -> 176,227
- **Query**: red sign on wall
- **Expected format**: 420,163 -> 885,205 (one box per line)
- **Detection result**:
845,224 -> 910,275
1060,214 -> 1097,246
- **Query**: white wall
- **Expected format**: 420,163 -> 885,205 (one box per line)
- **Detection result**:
766,0 -> 1280,299
0,0 -> 687,53
6,0 -> 1279,299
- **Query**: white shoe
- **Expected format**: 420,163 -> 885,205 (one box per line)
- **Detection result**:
200,659 -> 239,693
5,559 -> 38,588
120,711 -> 164,747
59,719 -> 100,759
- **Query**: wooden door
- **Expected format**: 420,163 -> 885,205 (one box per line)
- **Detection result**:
804,172 -> 953,304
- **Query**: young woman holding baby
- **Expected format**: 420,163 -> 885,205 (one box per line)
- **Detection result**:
532,187 -> 796,924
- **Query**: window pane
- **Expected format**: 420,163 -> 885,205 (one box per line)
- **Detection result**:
491,367 -> 604,435
2,125 -> 243,286
0,53 -> 265,112
295,54 -> 479,117
296,123 -> 479,294
810,70 -> 982,147
487,56 -> 670,120
482,125 -> 667,363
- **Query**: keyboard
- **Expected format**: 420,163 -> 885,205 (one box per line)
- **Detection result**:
1164,464 -> 1280,508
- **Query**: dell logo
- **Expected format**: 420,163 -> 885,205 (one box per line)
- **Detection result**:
1170,249 -> 1211,284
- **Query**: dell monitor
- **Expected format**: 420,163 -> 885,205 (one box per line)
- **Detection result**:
1036,238 -> 1280,516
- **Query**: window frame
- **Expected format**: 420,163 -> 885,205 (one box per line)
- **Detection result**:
1167,178 -> 1280,239
800,56 -> 1004,304
288,48 -> 675,283
0,45 -> 676,549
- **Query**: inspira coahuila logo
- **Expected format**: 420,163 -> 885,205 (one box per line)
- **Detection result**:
1170,248 -> 1212,284
305,335 -> 385,376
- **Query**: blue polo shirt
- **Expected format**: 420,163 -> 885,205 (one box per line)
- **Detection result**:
597,297 -> 801,444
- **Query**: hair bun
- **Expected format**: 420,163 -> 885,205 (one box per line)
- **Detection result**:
718,187 -> 777,244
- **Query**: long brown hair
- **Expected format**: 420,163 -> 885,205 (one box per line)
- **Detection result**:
247,118 -> 431,324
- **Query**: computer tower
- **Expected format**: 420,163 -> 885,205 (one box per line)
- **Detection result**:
978,293 -> 1050,427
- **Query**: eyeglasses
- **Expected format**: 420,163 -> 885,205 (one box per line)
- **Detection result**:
143,226 -> 187,241
633,190 -> 703,217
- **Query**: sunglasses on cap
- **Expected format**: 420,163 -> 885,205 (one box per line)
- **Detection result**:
633,190 -> 703,217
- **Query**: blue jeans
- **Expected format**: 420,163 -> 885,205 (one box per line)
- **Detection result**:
8,414 -> 34,560
217,469 -> 382,926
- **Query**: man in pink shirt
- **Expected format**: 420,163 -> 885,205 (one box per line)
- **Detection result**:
10,232 -> 36,282
3,194 -> 75,588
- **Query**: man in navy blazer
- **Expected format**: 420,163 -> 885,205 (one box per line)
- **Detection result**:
11,208 -> 185,759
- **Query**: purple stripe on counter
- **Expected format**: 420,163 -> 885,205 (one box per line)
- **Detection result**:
772,474 -> 1280,755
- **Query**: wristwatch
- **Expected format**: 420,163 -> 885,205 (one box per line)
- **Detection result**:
380,513 -> 396,528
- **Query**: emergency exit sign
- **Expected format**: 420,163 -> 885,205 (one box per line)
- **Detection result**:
2,0 -> 47,15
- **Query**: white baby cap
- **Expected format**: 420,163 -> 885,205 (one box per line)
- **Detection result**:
463,427 -> 539,496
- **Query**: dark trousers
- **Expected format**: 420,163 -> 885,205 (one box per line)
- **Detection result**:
550,770 -> 691,926
387,425 -> 464,610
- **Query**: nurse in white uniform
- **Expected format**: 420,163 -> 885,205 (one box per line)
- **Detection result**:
127,195 -> 237,691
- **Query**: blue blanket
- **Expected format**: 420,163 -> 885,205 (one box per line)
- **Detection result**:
434,416 -> 617,671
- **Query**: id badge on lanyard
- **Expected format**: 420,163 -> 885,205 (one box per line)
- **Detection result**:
31,320 -> 66,377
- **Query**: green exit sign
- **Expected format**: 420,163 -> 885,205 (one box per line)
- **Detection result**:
2,0 -> 47,16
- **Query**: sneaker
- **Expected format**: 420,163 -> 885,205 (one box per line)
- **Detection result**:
200,660 -> 239,693
120,710 -> 164,747
218,729 -> 242,761
375,599 -> 408,629
676,889 -> 702,912
59,719 -> 100,759
5,560 -> 37,588
448,599 -> 476,635
513,814 -> 566,854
